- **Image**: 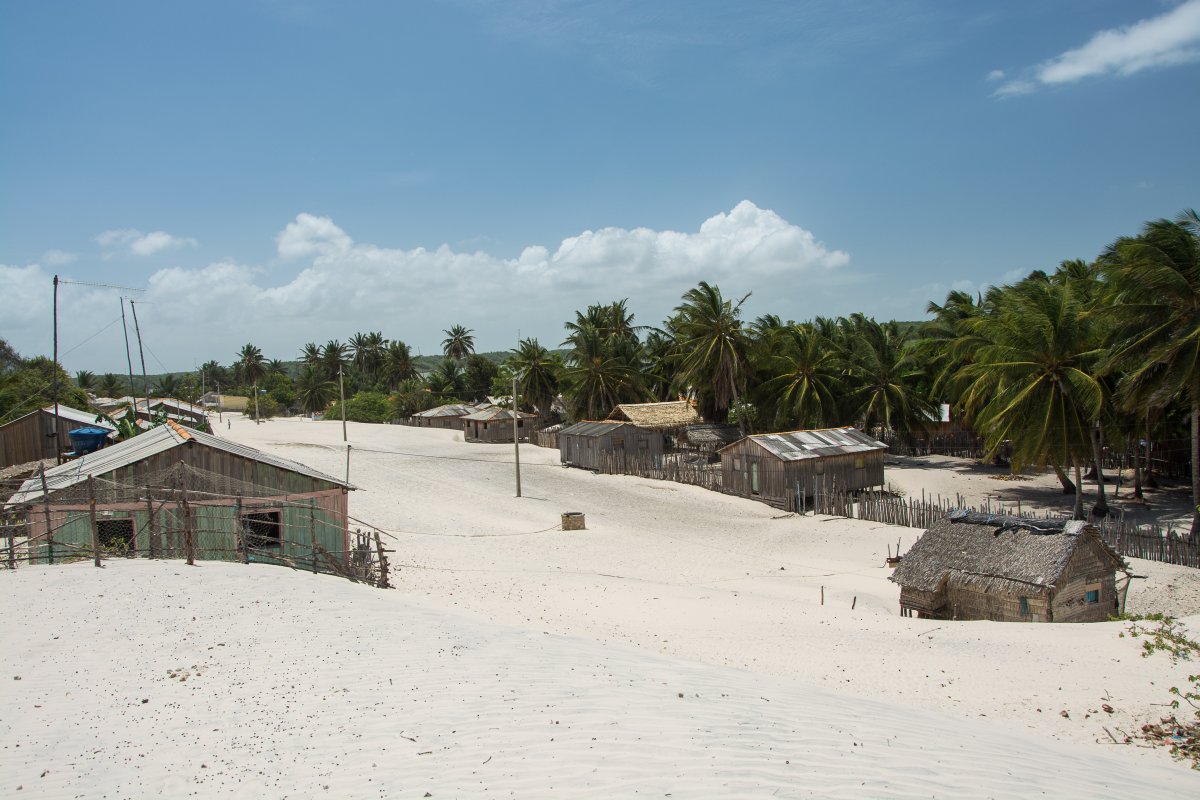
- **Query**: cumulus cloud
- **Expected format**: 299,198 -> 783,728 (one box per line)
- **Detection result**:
6,202 -> 854,371
42,249 -> 77,266
995,0 -> 1200,96
95,228 -> 198,256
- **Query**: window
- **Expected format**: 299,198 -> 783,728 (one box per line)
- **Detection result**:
242,511 -> 282,549
1019,597 -> 1029,616
854,455 -> 866,469
814,461 -> 825,475
733,458 -> 742,470
97,518 -> 135,552
612,436 -> 624,448
1085,589 -> 1099,604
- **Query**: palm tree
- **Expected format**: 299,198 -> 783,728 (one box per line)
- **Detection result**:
237,343 -> 266,387
154,374 -> 181,397
349,331 -> 387,383
296,365 -> 337,415
380,340 -> 415,391
321,340 -> 349,381
299,342 -> 323,366
758,323 -> 843,429
509,338 -> 562,418
426,358 -> 466,397
1101,209 -> 1200,533
956,281 -> 1103,519
98,373 -> 126,398
670,281 -> 751,424
562,323 -> 637,420
267,359 -> 287,376
75,370 -> 96,392
442,325 -> 475,361
842,315 -> 937,444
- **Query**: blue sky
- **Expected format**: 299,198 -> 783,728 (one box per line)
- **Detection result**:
2,0 -> 1198,374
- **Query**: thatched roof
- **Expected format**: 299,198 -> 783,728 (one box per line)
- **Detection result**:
606,401 -> 700,430
683,423 -> 741,449
890,511 -> 1128,595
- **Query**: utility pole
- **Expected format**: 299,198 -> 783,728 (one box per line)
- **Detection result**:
339,365 -> 349,483
119,298 -> 136,408
130,300 -> 151,422
51,275 -> 61,464
513,375 -> 522,497
216,381 -> 222,424
253,381 -> 260,424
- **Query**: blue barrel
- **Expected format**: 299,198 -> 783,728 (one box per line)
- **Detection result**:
68,426 -> 111,455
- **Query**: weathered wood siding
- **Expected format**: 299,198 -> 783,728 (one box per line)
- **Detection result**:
0,410 -> 95,469
1050,542 -> 1119,622
941,584 -> 1051,622
720,440 -> 885,505
559,425 -> 663,471
463,418 -> 531,443
413,416 -> 465,430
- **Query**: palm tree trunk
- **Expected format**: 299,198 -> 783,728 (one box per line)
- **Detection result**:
1191,399 -> 1200,537
1130,433 -> 1144,501
1144,418 -> 1158,489
1072,460 -> 1085,520
1052,464 -> 1075,495
1090,425 -> 1108,517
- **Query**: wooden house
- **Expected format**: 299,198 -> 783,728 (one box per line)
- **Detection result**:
679,423 -> 741,456
534,423 -> 564,449
0,405 -> 117,470
719,427 -> 886,508
7,421 -> 354,571
462,406 -> 537,443
411,403 -> 473,430
559,421 -> 663,472
890,511 -> 1130,622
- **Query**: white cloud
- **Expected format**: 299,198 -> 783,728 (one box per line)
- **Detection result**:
996,0 -> 1200,96
985,69 -> 1005,81
95,228 -> 198,256
42,249 -> 77,266
6,202 -> 854,371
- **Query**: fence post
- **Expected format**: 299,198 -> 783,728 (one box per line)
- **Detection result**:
373,530 -> 390,589
180,463 -> 194,566
309,499 -> 317,574
39,465 -> 54,565
146,496 -> 159,558
88,475 -> 101,567
236,492 -> 247,564
5,519 -> 12,570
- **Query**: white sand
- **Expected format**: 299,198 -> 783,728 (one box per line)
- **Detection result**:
4,414 -> 1200,797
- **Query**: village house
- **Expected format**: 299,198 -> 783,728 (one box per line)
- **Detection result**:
719,427 -> 887,509
889,511 -> 1130,622
0,405 -> 117,470
605,400 -> 701,433
7,421 -> 354,571
559,420 -> 663,472
410,403 -> 474,430
461,406 -> 537,443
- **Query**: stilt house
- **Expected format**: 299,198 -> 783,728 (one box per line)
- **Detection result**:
719,427 -> 886,509
6,421 -> 354,572
889,511 -> 1130,622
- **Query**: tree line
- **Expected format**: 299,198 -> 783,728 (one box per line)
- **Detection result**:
2,209 -> 1195,530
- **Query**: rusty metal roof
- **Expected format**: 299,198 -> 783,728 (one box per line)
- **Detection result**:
722,426 -> 887,461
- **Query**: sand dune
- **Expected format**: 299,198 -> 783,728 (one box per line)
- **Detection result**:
4,415 -> 1200,796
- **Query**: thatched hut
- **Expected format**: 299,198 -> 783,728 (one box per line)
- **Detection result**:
7,421 -> 354,570
0,405 -> 117,470
606,401 -> 701,432
410,403 -> 473,429
559,421 -> 663,472
718,427 -> 886,508
461,407 -> 537,443
680,423 -> 741,455
889,511 -> 1130,622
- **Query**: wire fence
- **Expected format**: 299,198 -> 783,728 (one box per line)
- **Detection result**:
0,465 -> 395,587
813,484 -> 1200,569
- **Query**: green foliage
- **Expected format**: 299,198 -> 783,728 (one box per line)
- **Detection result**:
1119,614 -> 1200,768
442,325 -> 475,361
463,354 -> 498,403
328,391 -> 391,423
250,394 -> 279,420
0,355 -> 90,422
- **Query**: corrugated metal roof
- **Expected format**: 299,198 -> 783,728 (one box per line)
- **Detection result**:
413,404 -> 474,418
560,420 -> 632,438
462,407 -> 536,421
724,426 -> 887,461
33,405 -> 117,431
8,423 -> 351,505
